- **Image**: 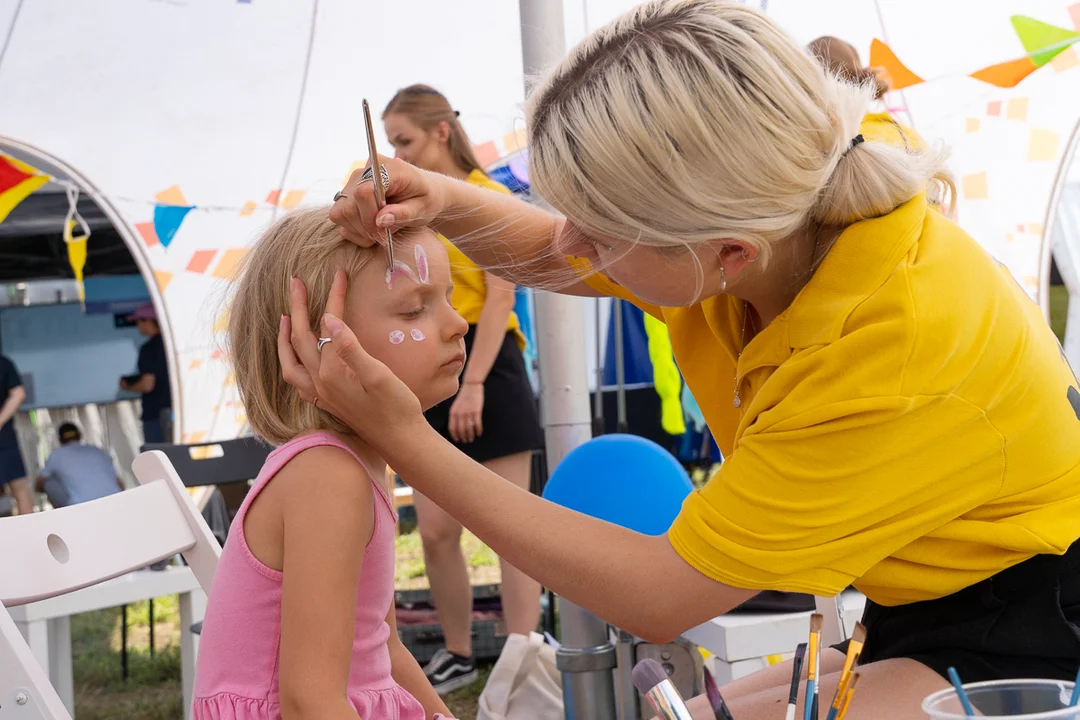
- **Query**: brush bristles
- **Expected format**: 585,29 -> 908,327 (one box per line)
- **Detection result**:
631,658 -> 670,695
810,613 -> 823,633
851,622 -> 866,645
794,643 -> 807,662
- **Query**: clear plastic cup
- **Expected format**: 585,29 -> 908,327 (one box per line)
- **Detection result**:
923,679 -> 1079,719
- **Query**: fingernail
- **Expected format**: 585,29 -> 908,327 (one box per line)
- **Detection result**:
280,315 -> 287,329
377,213 -> 395,228
289,277 -> 298,294
325,314 -> 345,336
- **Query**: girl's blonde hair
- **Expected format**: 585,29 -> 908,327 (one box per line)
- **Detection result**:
228,207 -> 376,445
384,84 -> 488,177
527,0 -> 953,266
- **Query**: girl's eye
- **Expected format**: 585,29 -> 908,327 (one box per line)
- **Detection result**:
403,308 -> 424,319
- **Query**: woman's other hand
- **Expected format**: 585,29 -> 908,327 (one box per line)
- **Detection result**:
447,382 -> 484,444
278,271 -> 426,452
330,156 -> 447,247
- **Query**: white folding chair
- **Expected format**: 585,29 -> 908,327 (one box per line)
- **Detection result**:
0,450 -> 219,719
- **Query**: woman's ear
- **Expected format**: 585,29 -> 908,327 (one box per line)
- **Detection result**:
708,239 -> 759,277
434,120 -> 452,144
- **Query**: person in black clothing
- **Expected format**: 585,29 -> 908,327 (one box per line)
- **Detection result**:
0,354 -> 32,515
119,304 -> 172,444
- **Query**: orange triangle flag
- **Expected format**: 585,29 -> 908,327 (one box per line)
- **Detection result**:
869,39 -> 925,90
969,56 -> 1038,88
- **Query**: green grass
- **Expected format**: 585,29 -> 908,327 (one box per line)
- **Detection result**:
1050,284 -> 1068,344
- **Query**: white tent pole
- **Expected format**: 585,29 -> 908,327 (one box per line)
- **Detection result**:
518,2 -> 618,718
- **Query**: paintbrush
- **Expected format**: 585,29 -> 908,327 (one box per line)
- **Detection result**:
632,658 -> 694,720
702,667 -> 735,720
835,673 -> 861,720
785,643 -> 807,720
803,614 -> 823,720
947,667 -> 975,718
825,622 -> 866,720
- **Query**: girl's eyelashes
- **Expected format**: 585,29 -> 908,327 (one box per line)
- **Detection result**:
402,307 -> 424,319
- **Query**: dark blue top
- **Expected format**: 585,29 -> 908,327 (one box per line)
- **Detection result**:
137,334 -> 172,422
0,355 -> 22,448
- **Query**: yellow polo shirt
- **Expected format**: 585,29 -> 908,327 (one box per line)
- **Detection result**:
578,194 -> 1080,606
443,170 -> 524,349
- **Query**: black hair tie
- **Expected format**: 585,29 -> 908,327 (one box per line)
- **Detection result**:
454,110 -> 461,118
847,134 -> 865,152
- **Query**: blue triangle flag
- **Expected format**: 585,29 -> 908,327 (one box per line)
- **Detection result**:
153,205 -> 194,248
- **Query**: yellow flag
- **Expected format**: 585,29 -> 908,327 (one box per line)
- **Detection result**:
65,220 -> 88,304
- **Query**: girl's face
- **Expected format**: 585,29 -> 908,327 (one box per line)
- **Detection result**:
343,230 -> 468,411
556,221 -> 727,307
383,112 -> 447,172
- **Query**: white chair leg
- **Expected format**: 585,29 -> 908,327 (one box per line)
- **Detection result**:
48,616 -> 74,716
179,588 -> 206,720
815,595 -> 846,645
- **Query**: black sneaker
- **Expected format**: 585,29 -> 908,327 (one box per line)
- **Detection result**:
423,648 -> 479,695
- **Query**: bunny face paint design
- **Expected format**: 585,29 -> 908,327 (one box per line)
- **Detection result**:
410,328 -> 426,342
389,330 -> 405,345
414,244 -> 429,284
384,244 -> 431,290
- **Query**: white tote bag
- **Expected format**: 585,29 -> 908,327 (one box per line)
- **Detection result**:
477,632 -> 564,720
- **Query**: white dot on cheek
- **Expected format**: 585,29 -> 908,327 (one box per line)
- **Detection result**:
389,330 -> 405,345
410,328 -> 425,342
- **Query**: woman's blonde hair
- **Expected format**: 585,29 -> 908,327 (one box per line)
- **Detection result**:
228,207 -> 376,445
384,84 -> 488,177
527,0 -> 953,266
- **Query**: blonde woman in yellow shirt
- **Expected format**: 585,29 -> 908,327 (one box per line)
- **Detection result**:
380,85 -> 544,695
289,3 -> 1080,717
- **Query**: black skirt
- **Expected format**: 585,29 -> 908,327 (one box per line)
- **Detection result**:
834,540 -> 1080,682
424,327 -> 544,463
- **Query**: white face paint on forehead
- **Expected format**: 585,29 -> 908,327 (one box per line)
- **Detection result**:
384,243 -> 431,290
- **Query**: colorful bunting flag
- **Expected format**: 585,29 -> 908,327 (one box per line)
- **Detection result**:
869,39 -> 924,90
153,204 -> 194,247
64,220 -> 88,304
0,154 -> 49,224
1011,15 -> 1080,67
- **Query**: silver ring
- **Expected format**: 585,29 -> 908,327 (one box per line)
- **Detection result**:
359,165 -> 391,192
333,191 -> 348,202
317,337 -> 332,352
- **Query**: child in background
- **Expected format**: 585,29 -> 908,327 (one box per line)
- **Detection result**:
193,208 -> 466,719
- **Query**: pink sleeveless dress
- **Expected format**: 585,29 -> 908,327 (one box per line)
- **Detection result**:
192,432 -> 443,719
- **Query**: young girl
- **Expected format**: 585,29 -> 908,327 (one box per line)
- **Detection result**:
192,207 -> 465,719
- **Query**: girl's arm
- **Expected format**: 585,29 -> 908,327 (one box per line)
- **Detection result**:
386,607 -> 455,719
277,446 -> 373,720
448,273 -> 516,443
331,159 -> 600,295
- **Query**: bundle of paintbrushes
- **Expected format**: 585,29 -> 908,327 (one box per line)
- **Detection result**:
791,614 -> 865,720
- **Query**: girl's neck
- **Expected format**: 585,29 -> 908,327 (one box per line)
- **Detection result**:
320,430 -> 386,477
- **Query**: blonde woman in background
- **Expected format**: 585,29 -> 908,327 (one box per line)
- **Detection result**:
286,1 -> 1080,716
381,85 -> 544,694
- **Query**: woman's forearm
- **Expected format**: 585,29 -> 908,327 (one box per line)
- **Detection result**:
388,424 -> 752,641
428,174 -> 595,294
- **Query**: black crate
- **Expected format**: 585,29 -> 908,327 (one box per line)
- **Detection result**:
395,584 -> 507,664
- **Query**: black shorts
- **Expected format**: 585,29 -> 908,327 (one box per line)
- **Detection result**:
834,540 -> 1080,683
0,444 -> 26,485
424,327 -> 544,464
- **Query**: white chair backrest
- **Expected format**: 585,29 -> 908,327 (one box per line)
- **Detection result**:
0,450 -> 220,719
